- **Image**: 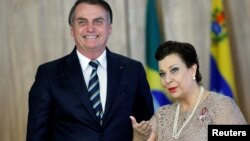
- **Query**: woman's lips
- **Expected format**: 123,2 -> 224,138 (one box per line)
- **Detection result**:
168,87 -> 177,93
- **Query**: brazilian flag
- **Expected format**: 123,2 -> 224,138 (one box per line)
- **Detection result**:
210,0 -> 238,102
145,0 -> 171,111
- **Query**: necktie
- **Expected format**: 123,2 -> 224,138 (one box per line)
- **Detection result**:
88,60 -> 103,125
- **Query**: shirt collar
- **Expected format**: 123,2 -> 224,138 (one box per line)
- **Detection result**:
77,49 -> 107,70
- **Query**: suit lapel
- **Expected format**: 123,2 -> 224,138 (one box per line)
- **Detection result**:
103,49 -> 124,122
63,48 -> 99,122
63,48 -> 125,126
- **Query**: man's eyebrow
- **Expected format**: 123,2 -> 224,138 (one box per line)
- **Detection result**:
93,17 -> 105,21
75,17 -> 86,21
75,17 -> 105,21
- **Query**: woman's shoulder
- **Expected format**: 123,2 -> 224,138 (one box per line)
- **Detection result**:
207,91 -> 247,124
154,103 -> 177,117
150,103 -> 177,128
207,91 -> 241,114
158,103 -> 176,111
208,91 -> 236,105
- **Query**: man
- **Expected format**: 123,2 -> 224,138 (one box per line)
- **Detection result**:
26,0 -> 154,141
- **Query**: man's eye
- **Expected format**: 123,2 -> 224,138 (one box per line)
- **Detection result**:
94,20 -> 103,25
78,21 -> 87,25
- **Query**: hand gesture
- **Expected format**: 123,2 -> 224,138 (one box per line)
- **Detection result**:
130,116 -> 152,141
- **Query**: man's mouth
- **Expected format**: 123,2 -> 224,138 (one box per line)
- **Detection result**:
83,35 -> 99,39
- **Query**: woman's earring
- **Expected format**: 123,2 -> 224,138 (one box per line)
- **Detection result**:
193,76 -> 196,80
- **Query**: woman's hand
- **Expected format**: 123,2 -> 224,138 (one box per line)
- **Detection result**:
130,116 -> 152,141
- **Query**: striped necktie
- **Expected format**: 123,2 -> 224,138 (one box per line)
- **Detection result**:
88,60 -> 103,125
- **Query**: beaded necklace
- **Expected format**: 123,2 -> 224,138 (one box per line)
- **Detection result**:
172,86 -> 204,139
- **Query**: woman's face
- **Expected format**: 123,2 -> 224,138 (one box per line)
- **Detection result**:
158,53 -> 197,99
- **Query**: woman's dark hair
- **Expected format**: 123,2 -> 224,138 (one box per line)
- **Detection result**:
155,40 -> 202,84
68,0 -> 113,26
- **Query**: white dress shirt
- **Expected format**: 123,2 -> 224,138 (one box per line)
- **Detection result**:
77,50 -> 107,112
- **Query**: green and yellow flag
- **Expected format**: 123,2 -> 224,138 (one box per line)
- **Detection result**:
146,0 -> 171,111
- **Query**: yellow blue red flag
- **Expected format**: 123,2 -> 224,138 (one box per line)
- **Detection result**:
209,0 -> 238,102
146,0 -> 171,111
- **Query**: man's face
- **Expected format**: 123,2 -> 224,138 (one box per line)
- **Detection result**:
70,3 -> 112,53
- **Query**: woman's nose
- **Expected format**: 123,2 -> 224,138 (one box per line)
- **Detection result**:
165,75 -> 173,84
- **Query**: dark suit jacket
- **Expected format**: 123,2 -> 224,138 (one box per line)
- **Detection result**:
26,48 -> 154,141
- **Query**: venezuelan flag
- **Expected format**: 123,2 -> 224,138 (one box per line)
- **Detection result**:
209,0 -> 238,102
146,0 -> 171,111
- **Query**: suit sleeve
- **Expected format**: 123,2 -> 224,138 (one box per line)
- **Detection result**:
132,63 -> 154,122
26,66 -> 52,141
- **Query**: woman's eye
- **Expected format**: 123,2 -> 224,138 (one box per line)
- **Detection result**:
171,67 -> 179,73
159,72 -> 165,78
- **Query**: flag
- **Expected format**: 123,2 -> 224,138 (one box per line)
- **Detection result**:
209,0 -> 238,102
145,0 -> 171,111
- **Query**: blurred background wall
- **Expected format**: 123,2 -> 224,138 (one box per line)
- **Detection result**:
0,0 -> 249,141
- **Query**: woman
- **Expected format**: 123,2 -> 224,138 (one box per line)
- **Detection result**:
130,40 -> 247,141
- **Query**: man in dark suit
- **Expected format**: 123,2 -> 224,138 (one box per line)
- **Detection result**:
26,0 -> 154,141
